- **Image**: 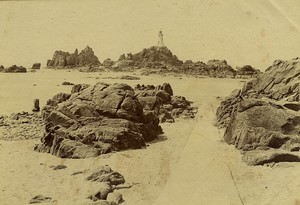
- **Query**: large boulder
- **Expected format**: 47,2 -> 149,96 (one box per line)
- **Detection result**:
34,82 -> 162,158
224,98 -> 297,151
217,58 -> 300,165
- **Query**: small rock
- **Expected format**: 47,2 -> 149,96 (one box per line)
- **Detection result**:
87,182 -> 113,200
29,194 -> 52,204
62,81 -> 75,86
106,191 -> 123,205
32,99 -> 40,112
52,164 -> 67,170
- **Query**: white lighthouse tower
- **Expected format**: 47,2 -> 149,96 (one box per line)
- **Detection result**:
157,30 -> 164,47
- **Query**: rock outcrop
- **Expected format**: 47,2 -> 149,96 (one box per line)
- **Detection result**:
32,63 -> 41,69
179,59 -> 237,78
34,82 -> 162,158
135,83 -> 197,123
113,46 -> 183,70
217,58 -> 300,165
47,46 -> 100,68
3,65 -> 27,73
236,65 -> 261,78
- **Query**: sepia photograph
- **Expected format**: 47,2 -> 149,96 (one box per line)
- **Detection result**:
0,0 -> 299,204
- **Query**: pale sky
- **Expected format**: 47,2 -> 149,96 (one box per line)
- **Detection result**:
1,0 -> 300,70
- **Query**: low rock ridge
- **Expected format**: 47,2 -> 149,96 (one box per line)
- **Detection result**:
216,58 -> 300,165
46,45 -> 100,68
0,65 -> 27,73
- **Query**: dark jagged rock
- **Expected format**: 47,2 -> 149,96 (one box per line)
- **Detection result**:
47,46 -> 100,68
32,63 -> 41,69
217,58 -> 300,165
0,65 -> 4,72
34,82 -> 162,158
3,65 -> 27,73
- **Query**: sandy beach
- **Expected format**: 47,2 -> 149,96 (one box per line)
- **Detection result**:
0,70 -> 298,205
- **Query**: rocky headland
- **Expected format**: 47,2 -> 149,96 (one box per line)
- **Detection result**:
217,58 -> 300,165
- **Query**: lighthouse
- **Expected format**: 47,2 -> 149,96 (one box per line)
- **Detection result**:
157,30 -> 164,47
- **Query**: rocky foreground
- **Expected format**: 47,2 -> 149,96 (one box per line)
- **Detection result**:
217,58 -> 300,165
34,82 -> 196,159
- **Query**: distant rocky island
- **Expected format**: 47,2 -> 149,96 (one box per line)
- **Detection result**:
45,31 -> 261,78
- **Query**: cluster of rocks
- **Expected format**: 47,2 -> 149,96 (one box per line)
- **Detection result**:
0,63 -> 42,73
179,59 -> 236,78
47,46 -> 100,68
30,165 -> 126,204
103,46 -> 260,78
34,82 -> 163,158
216,58 -> 300,165
134,83 -> 197,123
179,60 -> 261,78
44,44 -> 261,78
86,166 -> 125,204
0,112 -> 43,140
0,65 -> 27,73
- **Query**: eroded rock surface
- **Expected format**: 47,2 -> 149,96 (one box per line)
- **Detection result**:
47,46 -> 100,68
34,82 -> 162,158
217,58 -> 300,165
135,83 -> 197,123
